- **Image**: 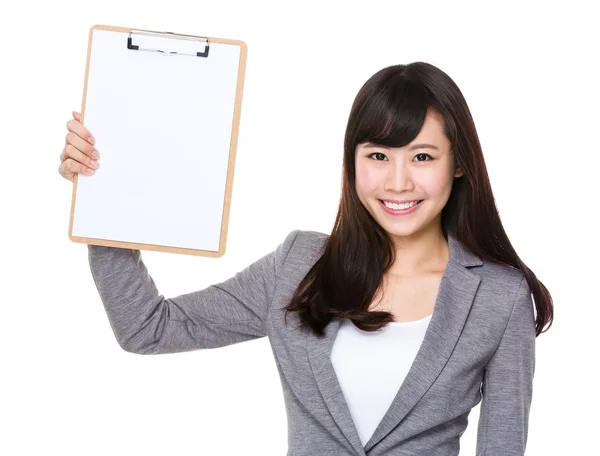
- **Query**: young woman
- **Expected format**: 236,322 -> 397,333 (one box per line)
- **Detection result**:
59,61 -> 553,456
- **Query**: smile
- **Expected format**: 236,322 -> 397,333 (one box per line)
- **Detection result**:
378,199 -> 424,215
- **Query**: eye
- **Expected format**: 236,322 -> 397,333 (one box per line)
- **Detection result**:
415,153 -> 433,162
368,152 -> 388,161
367,152 -> 434,162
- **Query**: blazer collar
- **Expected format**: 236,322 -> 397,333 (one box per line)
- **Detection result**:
305,232 -> 483,455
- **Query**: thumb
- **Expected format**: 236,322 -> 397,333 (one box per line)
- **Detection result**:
72,111 -> 81,121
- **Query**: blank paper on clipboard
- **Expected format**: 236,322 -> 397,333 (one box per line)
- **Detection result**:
68,25 -> 248,257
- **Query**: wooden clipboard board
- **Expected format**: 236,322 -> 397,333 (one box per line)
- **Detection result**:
68,24 -> 248,257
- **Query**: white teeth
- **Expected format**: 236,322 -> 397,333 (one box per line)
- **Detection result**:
383,200 -> 420,210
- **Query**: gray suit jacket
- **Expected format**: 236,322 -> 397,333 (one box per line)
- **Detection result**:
88,229 -> 536,455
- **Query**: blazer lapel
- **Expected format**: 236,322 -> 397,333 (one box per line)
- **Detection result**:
306,317 -> 364,454
306,232 -> 482,455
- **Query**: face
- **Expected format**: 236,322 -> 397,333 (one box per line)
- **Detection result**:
354,110 -> 463,240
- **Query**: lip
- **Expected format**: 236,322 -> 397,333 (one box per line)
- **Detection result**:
379,199 -> 424,215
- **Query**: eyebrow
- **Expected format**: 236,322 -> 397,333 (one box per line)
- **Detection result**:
361,142 -> 440,151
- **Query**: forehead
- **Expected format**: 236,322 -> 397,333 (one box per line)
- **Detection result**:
358,112 -> 450,152
419,111 -> 447,138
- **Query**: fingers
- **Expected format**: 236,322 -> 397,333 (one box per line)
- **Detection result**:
65,129 -> 98,159
59,110 -> 100,182
62,142 -> 99,172
61,110 -> 99,165
59,157 -> 93,178
66,113 -> 95,147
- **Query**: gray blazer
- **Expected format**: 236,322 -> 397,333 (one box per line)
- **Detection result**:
88,229 -> 536,456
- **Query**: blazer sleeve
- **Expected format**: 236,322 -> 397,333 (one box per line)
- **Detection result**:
476,275 -> 536,455
87,230 -> 300,355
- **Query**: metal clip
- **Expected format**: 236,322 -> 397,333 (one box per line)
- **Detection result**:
127,30 -> 210,57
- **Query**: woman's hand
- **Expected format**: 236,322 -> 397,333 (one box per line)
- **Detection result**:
58,111 -> 100,182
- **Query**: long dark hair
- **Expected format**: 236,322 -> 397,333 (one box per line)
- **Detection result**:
283,61 -> 553,338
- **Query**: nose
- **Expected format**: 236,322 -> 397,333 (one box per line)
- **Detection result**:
384,160 -> 413,192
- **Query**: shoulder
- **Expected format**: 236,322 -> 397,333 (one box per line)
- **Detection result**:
269,230 -> 330,290
283,229 -> 329,248
475,259 -> 530,316
279,229 -> 329,265
479,260 -> 525,291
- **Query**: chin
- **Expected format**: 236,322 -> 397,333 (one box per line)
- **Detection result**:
383,226 -> 421,237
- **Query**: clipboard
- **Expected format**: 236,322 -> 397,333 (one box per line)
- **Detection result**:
68,24 -> 248,257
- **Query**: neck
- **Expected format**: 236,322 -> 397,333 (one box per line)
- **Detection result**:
386,228 -> 449,277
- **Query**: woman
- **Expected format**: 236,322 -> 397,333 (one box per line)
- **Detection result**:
58,61 -> 553,455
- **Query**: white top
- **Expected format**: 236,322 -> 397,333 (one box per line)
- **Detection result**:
330,314 -> 433,446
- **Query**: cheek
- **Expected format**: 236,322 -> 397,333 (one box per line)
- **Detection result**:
355,165 -> 376,192
419,172 -> 453,196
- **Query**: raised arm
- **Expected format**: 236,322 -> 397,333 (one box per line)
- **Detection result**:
87,230 -> 300,355
476,275 -> 536,455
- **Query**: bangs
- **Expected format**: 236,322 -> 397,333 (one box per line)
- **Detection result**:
352,76 -> 433,149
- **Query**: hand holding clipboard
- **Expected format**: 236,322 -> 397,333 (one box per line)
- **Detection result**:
59,111 -> 100,182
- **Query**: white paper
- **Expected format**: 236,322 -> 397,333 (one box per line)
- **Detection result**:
72,29 -> 241,251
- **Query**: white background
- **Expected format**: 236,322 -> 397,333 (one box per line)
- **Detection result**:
1,1 -> 597,455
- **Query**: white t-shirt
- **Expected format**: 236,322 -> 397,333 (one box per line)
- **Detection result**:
330,314 -> 433,446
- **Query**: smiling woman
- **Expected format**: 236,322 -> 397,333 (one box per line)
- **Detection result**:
277,61 -> 553,454
283,62 -> 552,340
